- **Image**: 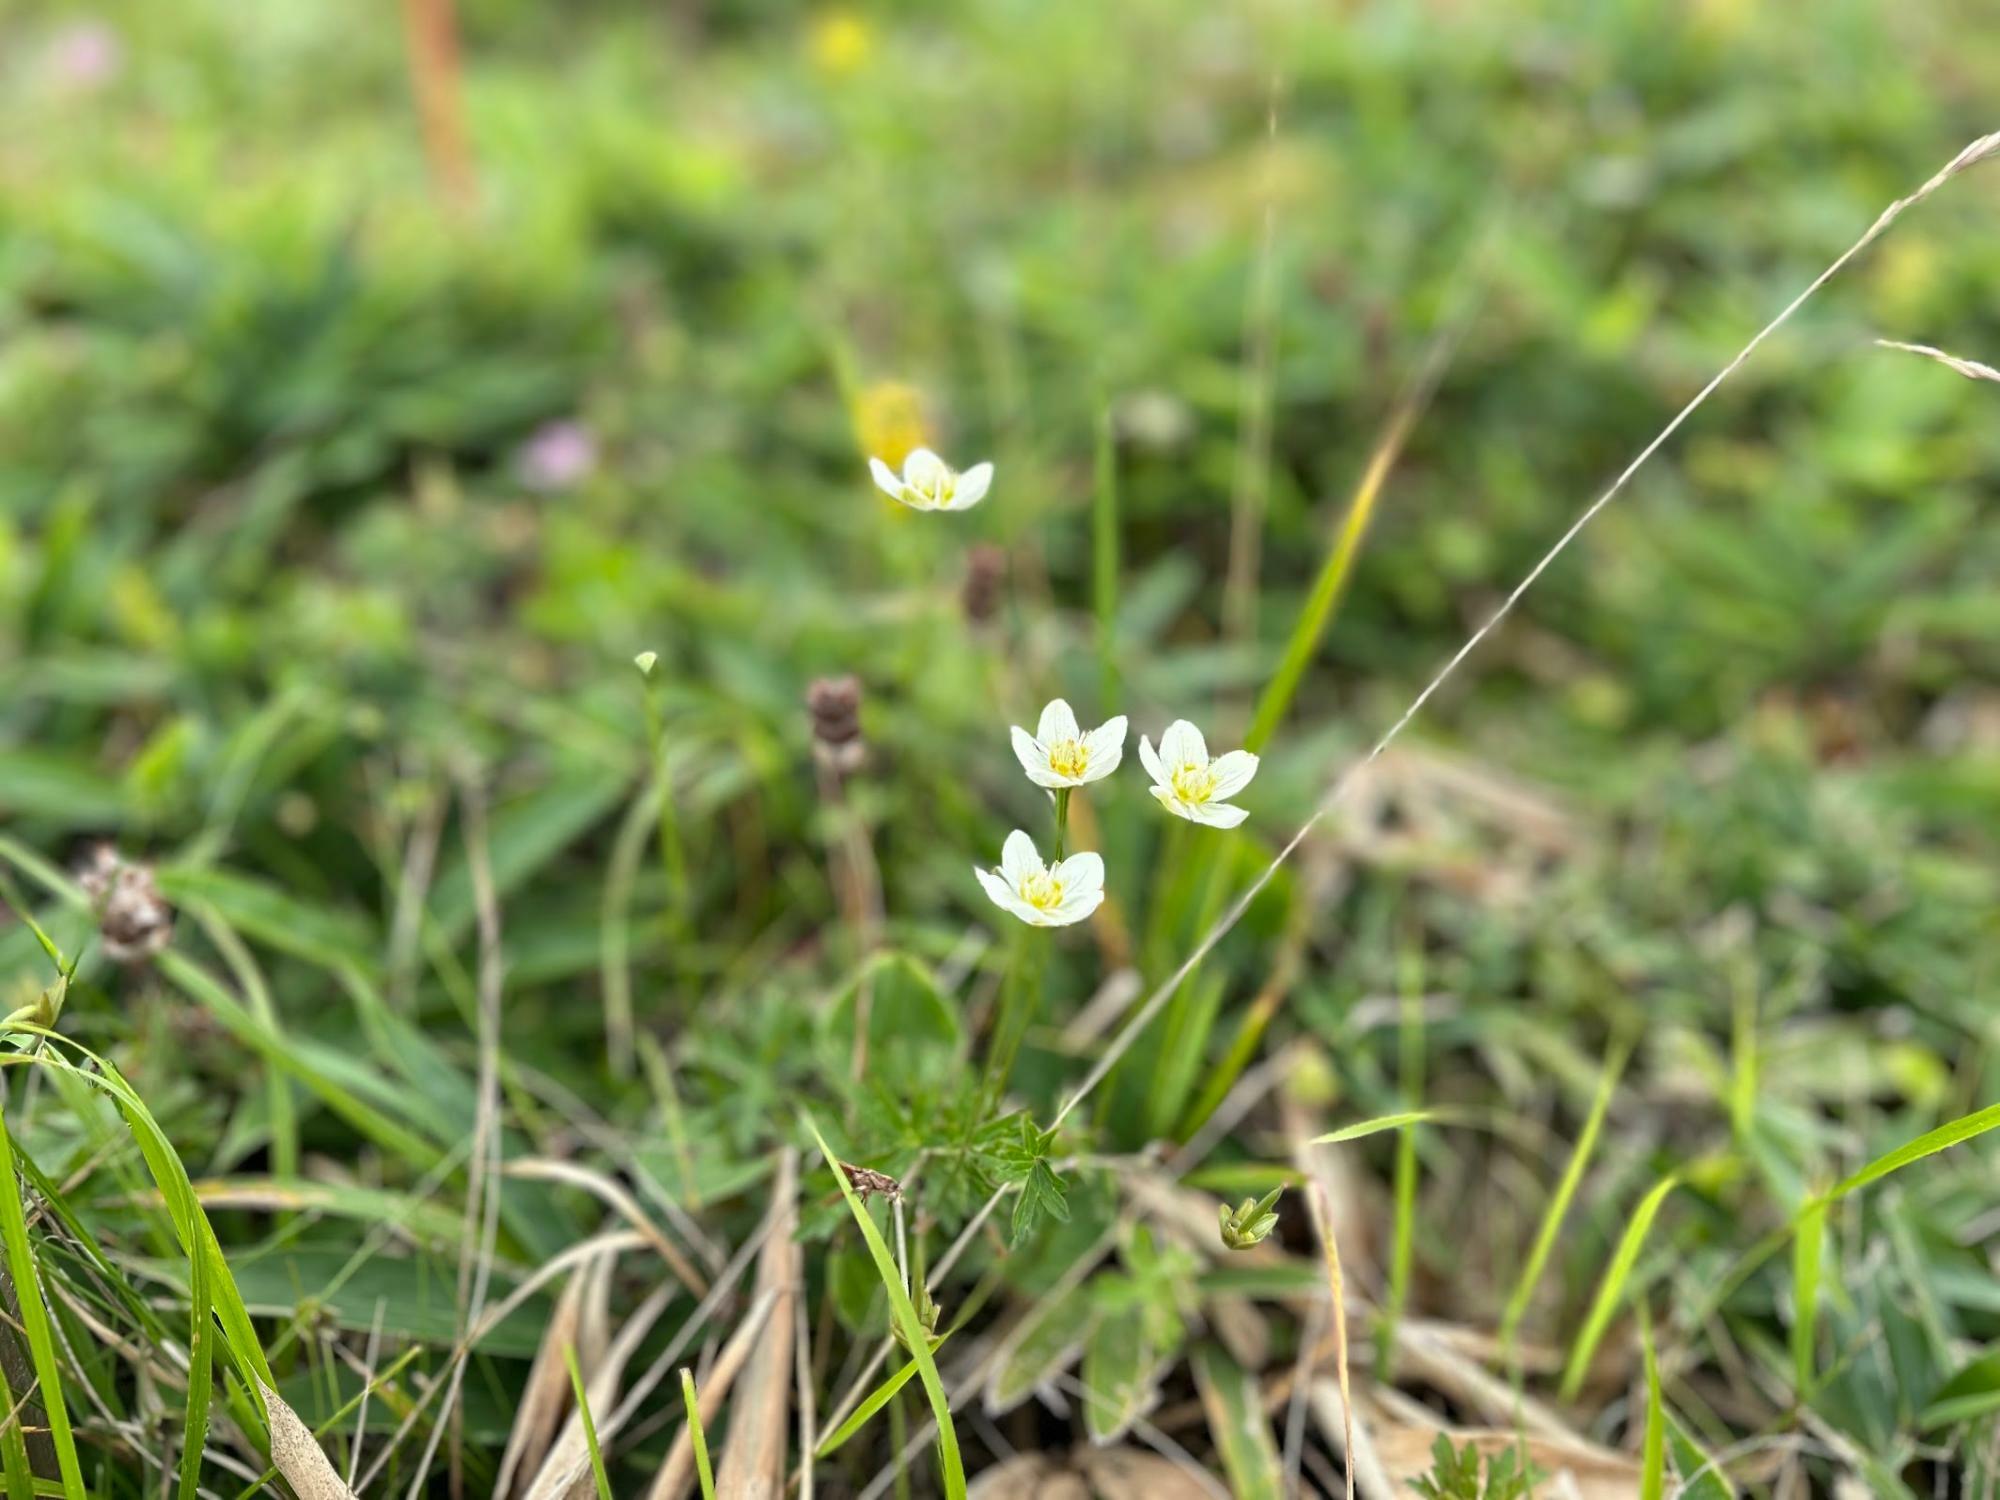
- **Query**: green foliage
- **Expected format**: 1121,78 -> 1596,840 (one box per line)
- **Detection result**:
1407,1436 -> 1544,1500
1,0 -> 1998,1490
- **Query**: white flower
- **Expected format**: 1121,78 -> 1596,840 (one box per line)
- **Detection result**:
868,447 -> 993,512
1139,720 -> 1259,828
975,830 -> 1105,928
1010,699 -> 1126,789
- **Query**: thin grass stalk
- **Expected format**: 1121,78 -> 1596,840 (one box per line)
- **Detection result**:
1093,400 -> 1121,710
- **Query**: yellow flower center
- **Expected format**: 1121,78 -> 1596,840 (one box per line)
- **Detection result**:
1170,761 -> 1217,805
1017,869 -> 1065,911
1047,738 -> 1089,779
910,469 -> 955,508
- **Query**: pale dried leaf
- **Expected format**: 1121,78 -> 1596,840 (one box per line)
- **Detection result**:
258,1380 -> 358,1500
498,1247 -> 614,1498
645,1287 -> 781,1500
714,1150 -> 799,1500
967,1454 -> 1090,1500
1074,1444 -> 1223,1499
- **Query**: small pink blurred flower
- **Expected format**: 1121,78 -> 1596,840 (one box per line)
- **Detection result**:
48,21 -> 123,92
515,419 -> 597,492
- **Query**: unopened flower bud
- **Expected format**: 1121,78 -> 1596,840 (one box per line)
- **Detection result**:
1218,1186 -> 1284,1251
77,845 -> 173,966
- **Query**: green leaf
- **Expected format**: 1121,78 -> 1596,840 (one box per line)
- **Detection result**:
566,1344 -> 613,1500
1080,1301 -> 1155,1443
1010,1157 -> 1070,1248
986,1285 -> 1099,1414
1191,1343 -> 1281,1500
1640,1307 -> 1664,1500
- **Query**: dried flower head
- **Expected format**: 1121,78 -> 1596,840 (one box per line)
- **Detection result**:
962,543 -> 1007,625
807,675 -> 866,776
77,845 -> 173,965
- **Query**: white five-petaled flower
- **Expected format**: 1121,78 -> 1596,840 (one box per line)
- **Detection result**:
1139,720 -> 1258,828
975,830 -> 1105,928
869,448 -> 994,512
1011,699 -> 1126,789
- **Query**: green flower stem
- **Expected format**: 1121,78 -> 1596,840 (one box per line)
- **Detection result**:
1052,787 -> 1072,859
983,925 -> 1044,1106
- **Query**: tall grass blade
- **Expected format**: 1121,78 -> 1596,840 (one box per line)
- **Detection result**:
681,1368 -> 716,1500
567,1344 -> 614,1500
1639,1306 -> 1664,1500
0,1104 -> 84,1500
1560,1173 -> 1680,1400
1791,1193 -> 1826,1398
1499,1035 -> 1629,1354
803,1115 -> 965,1500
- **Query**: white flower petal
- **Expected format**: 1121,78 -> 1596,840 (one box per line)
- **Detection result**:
1079,718 -> 1126,783
1158,719 -> 1207,771
975,866 -> 1017,911
1046,888 -> 1104,925
1184,800 -> 1248,829
1051,851 -> 1103,900
999,829 -> 1043,885
1137,734 -> 1165,786
1011,725 -> 1051,778
1150,784 -> 1198,822
1036,699 -> 1081,745
947,461 -> 993,509
868,457 -> 904,500
1024,765 -> 1074,789
1207,750 -> 1259,800
902,448 -> 947,488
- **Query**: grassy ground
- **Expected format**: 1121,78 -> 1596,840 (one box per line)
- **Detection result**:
3,0 -> 2000,1494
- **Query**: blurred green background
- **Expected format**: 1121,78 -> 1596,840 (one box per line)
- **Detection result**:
3,0 -> 2000,1489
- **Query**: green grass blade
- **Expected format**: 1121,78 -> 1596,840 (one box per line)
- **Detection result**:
1791,1192 -> 1826,1398
817,1344 -> 945,1458
567,1344 -> 613,1500
0,1333 -> 38,1500
1640,1305 -> 1664,1500
1311,1110 -> 1436,1144
0,1103 -> 85,1500
803,1114 -> 965,1500
1560,1173 -> 1681,1400
1379,959 -> 1424,1380
682,1368 -> 716,1500
1824,1100 -> 2000,1204
1244,393 -> 1422,753
1499,1036 -> 1630,1354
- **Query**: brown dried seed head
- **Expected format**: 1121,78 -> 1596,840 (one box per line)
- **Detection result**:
807,675 -> 866,775
961,543 -> 1007,625
78,846 -> 174,965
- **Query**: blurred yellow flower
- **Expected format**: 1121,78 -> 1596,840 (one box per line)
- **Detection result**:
852,379 -> 929,470
809,11 -> 873,77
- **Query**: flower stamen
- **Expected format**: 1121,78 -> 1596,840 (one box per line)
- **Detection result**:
1170,761 -> 1217,805
1046,738 -> 1090,779
1017,869 -> 1066,911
